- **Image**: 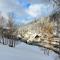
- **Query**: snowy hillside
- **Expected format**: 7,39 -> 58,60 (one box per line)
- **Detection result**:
0,42 -> 59,60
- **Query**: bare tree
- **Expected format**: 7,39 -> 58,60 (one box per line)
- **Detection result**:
49,0 -> 60,7
49,0 -> 60,54
6,13 -> 16,47
6,12 -> 16,34
53,0 -> 60,6
0,12 -> 5,43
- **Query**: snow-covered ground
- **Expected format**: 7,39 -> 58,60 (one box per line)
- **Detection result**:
0,42 -> 59,60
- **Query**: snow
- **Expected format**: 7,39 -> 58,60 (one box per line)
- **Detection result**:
0,42 -> 59,60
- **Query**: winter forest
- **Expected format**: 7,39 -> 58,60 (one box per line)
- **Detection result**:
0,0 -> 60,60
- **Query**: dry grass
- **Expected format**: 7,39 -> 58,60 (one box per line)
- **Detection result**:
39,17 -> 54,44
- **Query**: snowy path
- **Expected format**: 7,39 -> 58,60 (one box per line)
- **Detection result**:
0,42 -> 59,60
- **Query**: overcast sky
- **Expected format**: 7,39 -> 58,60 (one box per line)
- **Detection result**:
0,0 -> 58,24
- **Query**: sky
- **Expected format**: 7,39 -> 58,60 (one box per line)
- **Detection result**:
0,0 -> 58,24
